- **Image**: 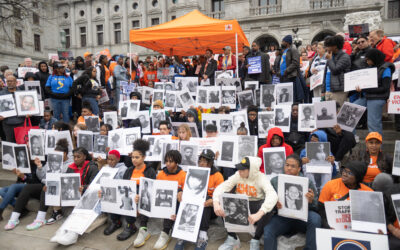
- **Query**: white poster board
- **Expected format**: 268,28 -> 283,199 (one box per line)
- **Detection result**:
344,68 -> 378,92
182,167 -> 210,202
60,173 -> 81,206
310,70 -> 324,91
2,141 -> 17,170
172,200 -> 204,242
0,94 -> 17,118
393,140 -> 400,176
100,179 -> 137,217
45,173 -> 62,206
263,147 -> 286,176
388,91 -> 400,114
324,200 -> 351,230
221,193 -> 255,233
337,102 -> 367,132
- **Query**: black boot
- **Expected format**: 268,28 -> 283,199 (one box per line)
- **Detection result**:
104,220 -> 122,235
0,208 -> 3,221
117,223 -> 137,241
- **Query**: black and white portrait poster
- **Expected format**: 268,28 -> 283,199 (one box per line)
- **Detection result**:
189,137 -> 219,158
324,200 -> 351,231
177,90 -> 195,110
393,140 -> 400,176
258,111 -> 275,138
172,200 -> 204,242
315,100 -> 337,128
134,110 -> 151,134
24,81 -> 42,100
55,130 -> 74,156
122,127 -> 141,155
316,228 -> 389,250
237,136 -> 258,162
337,102 -> 366,132
221,86 -> 236,109
196,86 -> 208,107
161,140 -> 179,167
244,81 -> 259,90
14,90 -> 40,116
152,89 -> 164,103
60,173 -> 81,206
47,151 -> 64,173
215,78 -> 242,92
0,94 -> 17,118
84,116 -> 100,132
75,189 -> 100,211
103,111 -> 118,130
263,147 -> 286,176
77,130 -> 93,153
217,114 -> 235,135
171,122 -> 199,138
298,104 -> 316,132
2,141 -> 16,170
143,135 -> 171,161
28,129 -> 45,161
221,193 -> 255,233
215,70 -> 234,79
151,109 -> 166,134
100,178 -> 137,217
126,100 -> 141,119
275,82 -> 293,105
138,177 -> 154,216
14,144 -> 31,173
45,130 -> 57,154
306,142 -> 331,168
45,173 -> 61,206
93,134 -> 108,158
207,87 -> 222,109
141,86 -> 153,105
179,141 -> 199,170
260,84 -> 276,109
217,136 -> 238,167
164,90 -> 177,110
274,104 -> 292,132
277,174 -> 309,221
182,167 -> 210,202
391,194 -> 400,224
164,82 -> 175,92
108,128 -> 124,152
232,111 -> 249,135
91,166 -> 119,189
237,90 -> 254,110
350,190 -> 387,234
119,101 -> 129,120
177,77 -> 198,96
201,113 -> 218,136
154,82 -> 164,90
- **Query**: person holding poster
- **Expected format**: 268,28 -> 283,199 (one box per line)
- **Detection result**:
353,49 -> 395,135
264,155 -> 320,250
103,139 -> 156,242
309,42 -> 327,97
245,41 -> 271,84
199,49 -> 218,86
318,161 -> 372,228
213,157 -> 278,250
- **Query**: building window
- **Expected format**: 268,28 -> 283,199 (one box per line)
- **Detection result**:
114,22 -> 121,44
80,26 -> 86,47
34,34 -> 41,51
64,29 -> 70,48
32,1 -> 38,8
132,20 -> 140,29
96,24 -> 103,46
33,12 -> 39,25
388,0 -> 400,19
96,8 -> 102,14
171,15 -> 176,20
151,18 -> 159,26
212,0 -> 224,12
133,2 -> 139,9
114,5 -> 119,12
64,12 -> 68,19
152,0 -> 158,7
79,10 -> 85,17
172,0 -> 177,4
15,29 -> 23,47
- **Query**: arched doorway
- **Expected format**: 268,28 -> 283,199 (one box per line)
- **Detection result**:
312,30 -> 335,43
254,35 -> 279,52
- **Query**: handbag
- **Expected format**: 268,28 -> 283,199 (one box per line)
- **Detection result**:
14,117 -> 39,144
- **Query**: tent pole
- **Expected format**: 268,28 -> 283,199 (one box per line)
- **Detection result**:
129,42 -> 132,85
235,33 -> 238,77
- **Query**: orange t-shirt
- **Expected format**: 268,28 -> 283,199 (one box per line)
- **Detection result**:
363,156 -> 381,183
77,114 -> 102,124
319,178 -> 373,203
130,165 -> 146,185
104,65 -> 110,84
156,168 -> 186,190
207,171 -> 224,198
109,61 -> 117,76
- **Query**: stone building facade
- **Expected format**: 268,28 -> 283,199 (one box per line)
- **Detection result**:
1,0 -> 400,69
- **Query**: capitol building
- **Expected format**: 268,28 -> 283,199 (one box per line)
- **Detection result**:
0,0 -> 399,68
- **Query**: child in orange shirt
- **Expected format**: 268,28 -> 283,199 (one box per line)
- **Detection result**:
143,63 -> 158,87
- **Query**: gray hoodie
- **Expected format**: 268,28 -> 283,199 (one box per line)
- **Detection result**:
36,158 -> 74,184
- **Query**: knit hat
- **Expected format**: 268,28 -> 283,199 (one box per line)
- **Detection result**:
341,161 -> 367,185
365,48 -> 385,67
153,100 -> 164,108
365,132 -> 382,143
186,109 -> 197,118
108,150 -> 121,159
199,149 -> 215,161
282,35 -> 293,44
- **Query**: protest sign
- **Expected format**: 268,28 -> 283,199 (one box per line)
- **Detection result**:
247,56 -> 262,74
310,70 -> 324,90
348,24 -> 369,38
18,67 -> 39,78
388,91 -> 400,114
344,68 -> 377,92
57,50 -> 74,60
393,61 -> 400,80
324,200 -> 351,230
48,53 -> 59,60
221,193 -> 255,233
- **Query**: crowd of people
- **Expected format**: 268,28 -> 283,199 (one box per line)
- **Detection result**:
0,27 -> 399,250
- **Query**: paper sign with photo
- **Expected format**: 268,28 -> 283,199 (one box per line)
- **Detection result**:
391,194 -> 400,223
28,129 -> 46,161
244,81 -> 259,90
108,128 -> 124,152
324,200 -> 351,230
138,177 -> 154,217
45,173 -> 61,206
103,111 -> 118,130
238,90 -> 254,110
217,114 -> 235,135
143,135 -> 171,162
260,84 -> 276,109
0,94 -> 17,118
44,130 -> 57,155
274,104 -> 291,133
263,147 -> 286,176
172,200 -> 204,242
315,101 -> 337,128
151,109 -> 166,134
77,130 -> 94,153
134,110 -> 151,134
182,167 -> 210,202
258,111 -> 275,138
84,116 -> 100,132
161,140 -> 179,167
221,86 -> 236,109
215,70 -> 234,79
141,86 -> 154,105
13,145 -> 31,173
217,136 -> 238,168
337,102 -> 366,132
298,104 -> 316,132
47,151 -> 64,173
55,130 -> 74,156
206,86 -> 222,109
60,173 -> 81,206
24,81 -> 42,100
15,90 -> 40,116
237,136 -> 258,163
98,88 -> 109,104
93,134 -> 108,158
100,179 -> 137,217
393,141 -> 400,176
189,137 -> 219,158
2,141 -> 17,170
344,68 -> 378,92
221,193 -> 255,233
122,127 -> 141,155
310,70 -> 324,91
275,83 -> 293,105
18,67 -> 38,78
388,91 -> 400,114
231,111 -> 249,135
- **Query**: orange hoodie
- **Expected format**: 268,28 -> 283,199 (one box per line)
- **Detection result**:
376,37 -> 396,62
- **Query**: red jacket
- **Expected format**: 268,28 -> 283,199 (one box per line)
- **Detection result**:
376,37 -> 396,62
218,54 -> 237,71
342,42 -> 352,55
257,127 -> 294,173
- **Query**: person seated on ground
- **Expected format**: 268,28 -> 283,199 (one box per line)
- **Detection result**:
174,149 -> 224,250
318,161 -> 372,228
300,130 -> 337,192
344,132 -> 393,186
39,108 -> 58,130
258,127 -> 294,173
213,156 -> 278,250
264,155 -> 321,250
102,139 -> 155,242
77,102 -> 101,124
49,147 -> 99,246
151,150 -> 186,250
284,103 -> 308,155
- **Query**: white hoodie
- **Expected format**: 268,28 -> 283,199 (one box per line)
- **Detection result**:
213,156 -> 278,214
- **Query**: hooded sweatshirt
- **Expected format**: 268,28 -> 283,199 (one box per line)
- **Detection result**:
186,108 -> 202,137
113,162 -> 128,180
213,157 -> 278,214
258,127 -> 294,173
35,61 -> 50,99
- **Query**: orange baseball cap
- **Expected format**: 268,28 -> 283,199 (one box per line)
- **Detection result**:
365,132 -> 382,143
84,52 -> 93,58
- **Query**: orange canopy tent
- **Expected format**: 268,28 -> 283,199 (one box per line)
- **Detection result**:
129,10 -> 249,57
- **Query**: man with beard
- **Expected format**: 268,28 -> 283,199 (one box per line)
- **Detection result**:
245,41 -> 271,84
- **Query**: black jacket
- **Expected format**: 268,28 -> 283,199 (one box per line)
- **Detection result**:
245,50 -> 272,84
66,161 -> 99,193
35,61 -> 50,99
74,74 -> 102,98
322,51 -> 351,93
362,62 -> 395,100
350,47 -> 371,71
345,149 -> 393,177
199,59 -> 218,85
281,47 -> 300,79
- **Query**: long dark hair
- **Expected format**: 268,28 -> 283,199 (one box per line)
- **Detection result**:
83,66 -> 96,79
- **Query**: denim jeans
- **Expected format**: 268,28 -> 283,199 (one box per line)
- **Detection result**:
353,97 -> 386,136
0,183 -> 26,209
82,97 -> 99,115
51,98 -> 70,123
263,211 -> 321,250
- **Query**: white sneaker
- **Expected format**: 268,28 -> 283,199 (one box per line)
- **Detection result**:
57,230 -> 79,246
249,239 -> 260,250
153,231 -> 171,250
134,227 -> 150,247
50,229 -> 66,243
218,235 -> 241,250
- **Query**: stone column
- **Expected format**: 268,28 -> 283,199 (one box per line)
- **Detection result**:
142,0 -> 148,28
122,0 -> 128,43
162,0 -> 167,23
104,0 -> 110,46
86,0 -> 93,48
69,2 -> 76,49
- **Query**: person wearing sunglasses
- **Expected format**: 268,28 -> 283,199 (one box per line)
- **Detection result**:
318,161 -> 373,228
351,34 -> 371,71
